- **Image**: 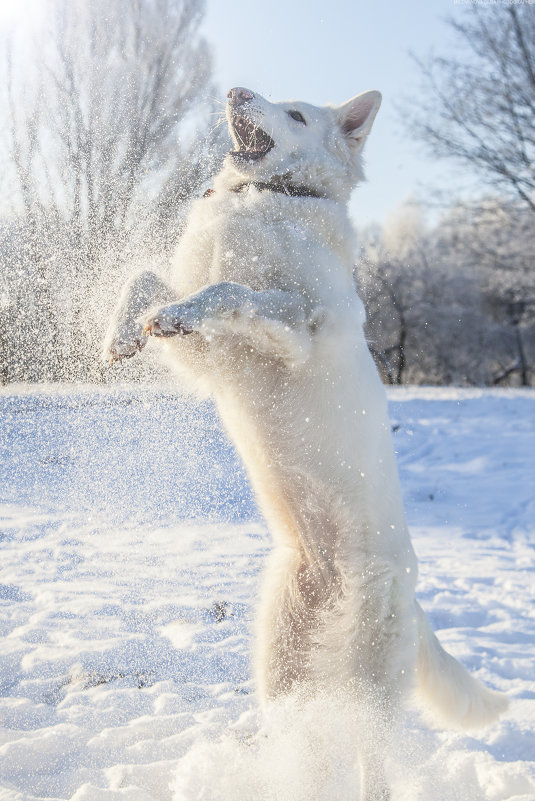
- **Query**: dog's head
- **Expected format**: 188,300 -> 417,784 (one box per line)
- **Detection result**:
222,87 -> 381,201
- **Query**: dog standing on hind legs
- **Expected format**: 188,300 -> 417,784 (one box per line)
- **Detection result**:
103,86 -> 508,800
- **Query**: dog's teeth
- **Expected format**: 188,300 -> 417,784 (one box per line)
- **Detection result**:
231,114 -> 274,159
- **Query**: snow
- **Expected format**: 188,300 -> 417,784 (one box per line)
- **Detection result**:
0,384 -> 534,801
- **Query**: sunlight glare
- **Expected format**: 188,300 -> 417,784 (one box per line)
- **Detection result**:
0,0 -> 45,29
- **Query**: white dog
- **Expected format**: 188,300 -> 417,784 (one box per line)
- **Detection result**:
103,87 -> 507,800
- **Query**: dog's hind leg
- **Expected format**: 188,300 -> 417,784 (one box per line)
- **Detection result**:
253,544 -> 322,702
356,691 -> 394,801
353,606 -> 417,801
102,270 -> 177,364
256,550 -> 395,800
359,747 -> 391,800
330,574 -> 412,801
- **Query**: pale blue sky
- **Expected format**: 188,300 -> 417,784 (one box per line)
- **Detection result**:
201,0 -> 470,226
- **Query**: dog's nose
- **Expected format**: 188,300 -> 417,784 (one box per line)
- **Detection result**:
227,87 -> 254,106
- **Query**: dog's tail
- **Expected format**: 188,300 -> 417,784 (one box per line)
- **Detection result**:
414,601 -> 508,730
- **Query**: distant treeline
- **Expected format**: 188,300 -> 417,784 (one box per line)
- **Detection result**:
357,199 -> 534,387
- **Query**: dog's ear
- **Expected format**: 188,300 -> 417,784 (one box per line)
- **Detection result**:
336,91 -> 382,146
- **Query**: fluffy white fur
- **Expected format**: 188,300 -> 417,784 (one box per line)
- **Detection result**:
103,88 -> 508,801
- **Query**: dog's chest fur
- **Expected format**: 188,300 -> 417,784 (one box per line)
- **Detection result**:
171,188 -> 358,309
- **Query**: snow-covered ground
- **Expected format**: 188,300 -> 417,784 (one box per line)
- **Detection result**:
0,385 -> 534,801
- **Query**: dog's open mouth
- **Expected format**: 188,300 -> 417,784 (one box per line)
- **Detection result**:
230,116 -> 275,161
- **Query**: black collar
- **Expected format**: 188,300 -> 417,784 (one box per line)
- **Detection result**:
229,177 -> 325,199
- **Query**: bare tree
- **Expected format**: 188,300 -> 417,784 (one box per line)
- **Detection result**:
357,257 -> 410,385
409,6 -> 535,214
402,6 -> 535,386
1,0 -> 220,381
9,0 -> 215,243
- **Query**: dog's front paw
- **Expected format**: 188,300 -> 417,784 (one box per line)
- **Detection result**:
142,284 -> 252,340
102,322 -> 148,365
141,303 -> 196,339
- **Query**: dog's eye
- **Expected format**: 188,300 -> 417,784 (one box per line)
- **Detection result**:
287,110 -> 306,125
